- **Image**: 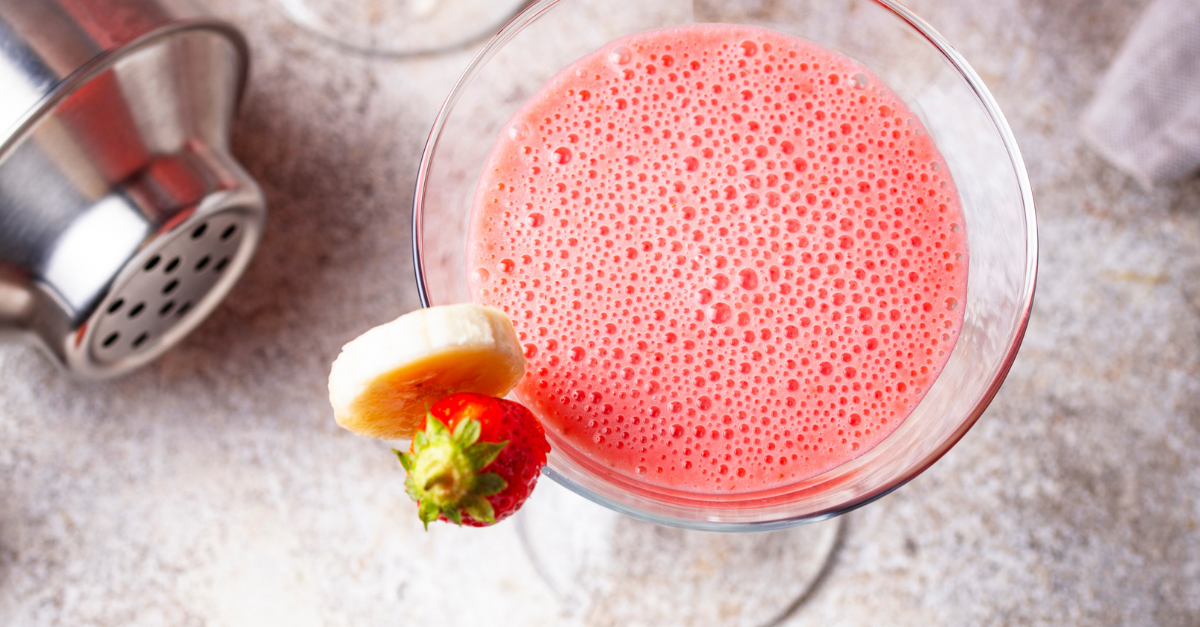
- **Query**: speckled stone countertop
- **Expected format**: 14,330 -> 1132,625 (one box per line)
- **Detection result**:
2,0 -> 1199,625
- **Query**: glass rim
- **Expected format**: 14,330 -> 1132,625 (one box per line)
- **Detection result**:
276,0 -> 533,57
413,0 -> 1038,531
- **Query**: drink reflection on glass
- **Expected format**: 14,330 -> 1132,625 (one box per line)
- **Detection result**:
414,0 -> 1036,622
277,0 -> 529,55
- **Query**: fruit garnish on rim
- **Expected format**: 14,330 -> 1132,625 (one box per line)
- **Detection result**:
328,304 -> 549,527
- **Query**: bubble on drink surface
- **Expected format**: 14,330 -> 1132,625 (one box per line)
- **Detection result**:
552,147 -> 572,164
471,268 -> 490,283
737,269 -> 758,290
609,46 -> 632,65
508,123 -> 530,141
708,302 -> 732,323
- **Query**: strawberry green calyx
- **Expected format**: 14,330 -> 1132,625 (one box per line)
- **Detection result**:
394,414 -> 509,529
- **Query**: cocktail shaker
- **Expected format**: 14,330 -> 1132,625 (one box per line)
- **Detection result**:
0,0 -> 267,379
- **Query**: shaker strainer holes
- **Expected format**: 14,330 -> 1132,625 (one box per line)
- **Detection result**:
90,212 -> 252,365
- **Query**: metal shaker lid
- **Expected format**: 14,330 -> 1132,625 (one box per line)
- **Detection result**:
0,0 -> 266,379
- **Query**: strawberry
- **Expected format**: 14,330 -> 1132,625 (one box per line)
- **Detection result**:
395,393 -> 550,528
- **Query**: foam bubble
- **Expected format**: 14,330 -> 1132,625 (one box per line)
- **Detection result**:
508,123 -> 530,140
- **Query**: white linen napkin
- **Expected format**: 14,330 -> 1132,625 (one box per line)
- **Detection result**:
1081,0 -> 1200,188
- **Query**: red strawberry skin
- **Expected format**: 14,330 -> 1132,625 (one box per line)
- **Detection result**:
422,393 -> 550,526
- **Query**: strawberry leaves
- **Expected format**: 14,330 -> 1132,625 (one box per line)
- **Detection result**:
462,496 -> 496,524
393,412 -> 510,529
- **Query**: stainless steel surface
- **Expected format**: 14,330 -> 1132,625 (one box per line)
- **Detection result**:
0,0 -> 266,379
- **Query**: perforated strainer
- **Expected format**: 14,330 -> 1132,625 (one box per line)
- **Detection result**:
86,202 -> 262,371
0,0 -> 267,379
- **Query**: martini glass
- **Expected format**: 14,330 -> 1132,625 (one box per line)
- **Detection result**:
277,0 -> 530,56
413,0 -> 1035,622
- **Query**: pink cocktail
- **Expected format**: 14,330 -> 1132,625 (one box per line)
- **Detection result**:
415,1 -> 1035,530
468,24 -> 967,495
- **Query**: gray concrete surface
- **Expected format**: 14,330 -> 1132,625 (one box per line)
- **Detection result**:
3,0 -> 1200,625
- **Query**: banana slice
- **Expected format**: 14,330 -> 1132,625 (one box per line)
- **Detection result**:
329,304 -> 525,440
